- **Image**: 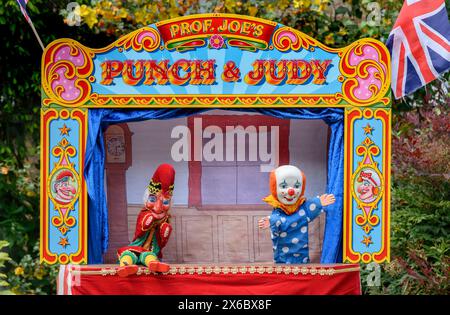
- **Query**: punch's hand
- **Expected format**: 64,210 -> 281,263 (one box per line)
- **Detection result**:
159,222 -> 172,248
143,214 -> 154,229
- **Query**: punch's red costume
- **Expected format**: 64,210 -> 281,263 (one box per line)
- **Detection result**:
117,211 -> 172,259
117,164 -> 175,277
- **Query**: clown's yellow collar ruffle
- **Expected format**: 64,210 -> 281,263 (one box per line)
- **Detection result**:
263,194 -> 306,215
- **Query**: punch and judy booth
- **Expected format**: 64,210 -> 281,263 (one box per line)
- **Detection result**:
40,14 -> 391,295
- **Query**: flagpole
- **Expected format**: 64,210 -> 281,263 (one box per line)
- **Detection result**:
27,19 -> 45,51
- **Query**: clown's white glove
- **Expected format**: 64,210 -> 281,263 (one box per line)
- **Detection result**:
258,216 -> 270,230
319,194 -> 336,207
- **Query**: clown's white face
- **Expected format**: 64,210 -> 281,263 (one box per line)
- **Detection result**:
275,165 -> 303,205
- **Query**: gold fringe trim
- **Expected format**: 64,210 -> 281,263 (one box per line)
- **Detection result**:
70,265 -> 360,277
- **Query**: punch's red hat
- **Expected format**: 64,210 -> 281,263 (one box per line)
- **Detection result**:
358,171 -> 378,186
56,170 -> 74,182
53,170 -> 75,193
148,164 -> 175,196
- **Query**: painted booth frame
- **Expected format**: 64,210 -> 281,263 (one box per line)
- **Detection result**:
40,14 -> 391,265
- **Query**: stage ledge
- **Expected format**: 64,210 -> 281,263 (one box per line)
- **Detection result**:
57,263 -> 361,295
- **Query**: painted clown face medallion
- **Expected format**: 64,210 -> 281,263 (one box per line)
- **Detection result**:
355,168 -> 381,204
275,165 -> 304,205
51,169 -> 78,205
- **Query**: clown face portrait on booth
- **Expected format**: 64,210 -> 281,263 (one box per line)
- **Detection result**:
51,169 -> 77,205
355,170 -> 381,203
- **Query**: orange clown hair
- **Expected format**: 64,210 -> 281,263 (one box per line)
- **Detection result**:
263,167 -> 307,215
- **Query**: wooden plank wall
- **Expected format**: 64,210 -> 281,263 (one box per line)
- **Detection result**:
127,205 -> 326,263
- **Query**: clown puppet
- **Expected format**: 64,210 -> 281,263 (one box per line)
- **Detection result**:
259,165 -> 335,264
117,164 -> 175,277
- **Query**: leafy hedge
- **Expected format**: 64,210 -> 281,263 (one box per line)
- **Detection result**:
0,0 -> 110,295
361,176 -> 450,295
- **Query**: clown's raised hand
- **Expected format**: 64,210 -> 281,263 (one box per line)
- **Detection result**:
319,194 -> 335,206
258,216 -> 270,230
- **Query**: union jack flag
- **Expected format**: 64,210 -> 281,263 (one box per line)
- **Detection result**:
386,0 -> 450,99
16,0 -> 31,23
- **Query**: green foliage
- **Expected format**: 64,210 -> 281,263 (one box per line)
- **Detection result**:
0,0 -> 110,295
0,241 -> 14,295
392,96 -> 449,178
61,0 -> 403,46
361,97 -> 450,295
0,156 -> 39,262
361,177 -> 450,295
7,241 -> 59,295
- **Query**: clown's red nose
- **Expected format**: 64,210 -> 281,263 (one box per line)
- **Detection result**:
288,188 -> 295,196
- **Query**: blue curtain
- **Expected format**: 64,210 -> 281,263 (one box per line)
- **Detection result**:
84,108 -> 344,264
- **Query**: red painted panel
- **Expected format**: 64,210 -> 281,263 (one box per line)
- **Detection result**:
59,264 -> 361,295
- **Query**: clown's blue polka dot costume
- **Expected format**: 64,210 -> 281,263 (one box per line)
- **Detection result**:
269,197 -> 324,264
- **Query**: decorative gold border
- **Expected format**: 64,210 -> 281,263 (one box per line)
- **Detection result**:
338,39 -> 391,107
155,13 -> 278,28
42,27 -> 161,108
70,264 -> 360,276
41,14 -> 391,108
40,13 -> 392,266
40,108 -> 88,264
272,26 -> 340,53
47,146 -> 81,218
163,33 -> 270,52
86,94 -> 346,107
343,108 -> 391,264
351,136 -> 383,229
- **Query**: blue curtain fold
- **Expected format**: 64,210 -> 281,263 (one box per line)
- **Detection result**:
85,108 -> 344,264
